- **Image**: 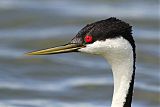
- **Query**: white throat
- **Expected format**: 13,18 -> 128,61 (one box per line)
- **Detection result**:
105,50 -> 133,107
79,37 -> 134,107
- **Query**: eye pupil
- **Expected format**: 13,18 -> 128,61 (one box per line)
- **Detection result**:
85,35 -> 92,43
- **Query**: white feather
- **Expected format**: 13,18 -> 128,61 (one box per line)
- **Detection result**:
79,37 -> 133,107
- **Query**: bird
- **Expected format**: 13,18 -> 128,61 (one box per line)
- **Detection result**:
27,17 -> 136,107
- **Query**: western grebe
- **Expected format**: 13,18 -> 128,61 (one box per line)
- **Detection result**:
27,17 -> 136,107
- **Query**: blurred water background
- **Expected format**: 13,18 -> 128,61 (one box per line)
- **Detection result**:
0,0 -> 159,107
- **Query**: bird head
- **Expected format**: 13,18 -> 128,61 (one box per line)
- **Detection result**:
27,17 -> 134,59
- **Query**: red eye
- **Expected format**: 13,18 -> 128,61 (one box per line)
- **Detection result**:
85,35 -> 93,43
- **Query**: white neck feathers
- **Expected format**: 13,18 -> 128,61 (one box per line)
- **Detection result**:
103,37 -> 134,107
79,37 -> 134,107
106,53 -> 133,107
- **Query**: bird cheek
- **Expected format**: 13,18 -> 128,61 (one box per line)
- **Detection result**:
78,47 -> 91,53
78,46 -> 94,54
78,47 -> 100,55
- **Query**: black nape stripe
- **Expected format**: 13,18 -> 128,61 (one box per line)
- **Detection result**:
123,68 -> 135,107
123,43 -> 136,107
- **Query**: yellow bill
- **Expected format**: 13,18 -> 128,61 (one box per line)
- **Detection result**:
27,44 -> 83,55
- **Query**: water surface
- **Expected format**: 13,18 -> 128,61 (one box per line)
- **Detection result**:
0,0 -> 159,107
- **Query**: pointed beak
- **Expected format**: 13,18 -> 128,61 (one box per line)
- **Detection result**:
27,43 -> 83,55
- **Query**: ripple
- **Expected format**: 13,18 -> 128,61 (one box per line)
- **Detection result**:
0,76 -> 159,93
0,99 -> 158,107
0,0 -> 158,20
0,26 -> 79,39
0,99 -> 102,107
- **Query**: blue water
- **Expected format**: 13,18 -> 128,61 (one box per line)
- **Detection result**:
0,0 -> 159,107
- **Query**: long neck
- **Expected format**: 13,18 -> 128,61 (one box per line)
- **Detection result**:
104,48 -> 135,107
